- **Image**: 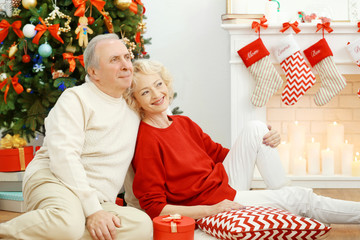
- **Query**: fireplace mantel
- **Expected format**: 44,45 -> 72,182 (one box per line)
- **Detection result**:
222,22 -> 360,145
222,22 -> 360,188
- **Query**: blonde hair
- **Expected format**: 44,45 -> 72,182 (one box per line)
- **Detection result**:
124,59 -> 174,119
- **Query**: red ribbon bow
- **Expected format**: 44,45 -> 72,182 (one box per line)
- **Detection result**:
357,22 -> 360,32
63,53 -> 84,72
0,20 -> 24,43
316,22 -> 333,38
0,72 -> 23,104
280,21 -> 301,34
72,0 -> 106,17
129,0 -> 145,14
252,17 -> 268,34
32,18 -> 64,44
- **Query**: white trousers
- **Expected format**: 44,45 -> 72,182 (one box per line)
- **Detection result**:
223,120 -> 360,225
0,168 -> 153,240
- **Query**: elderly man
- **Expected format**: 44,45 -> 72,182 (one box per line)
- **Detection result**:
0,34 -> 152,240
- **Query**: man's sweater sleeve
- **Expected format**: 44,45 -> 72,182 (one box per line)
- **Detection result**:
45,89 -> 102,217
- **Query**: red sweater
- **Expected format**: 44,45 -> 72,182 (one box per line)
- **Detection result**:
132,115 -> 236,219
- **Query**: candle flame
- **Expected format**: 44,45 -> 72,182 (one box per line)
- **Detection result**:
333,121 -> 337,125
295,121 -> 298,125
345,140 -> 348,144
356,152 -> 359,156
281,141 -> 286,144
311,137 -> 314,143
326,148 -> 330,151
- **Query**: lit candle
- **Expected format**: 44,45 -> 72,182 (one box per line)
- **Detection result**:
327,122 -> 344,174
321,148 -> 335,175
307,138 -> 320,175
293,156 -> 307,175
341,140 -> 354,176
287,121 -> 306,174
352,153 -> 360,177
278,141 -> 291,174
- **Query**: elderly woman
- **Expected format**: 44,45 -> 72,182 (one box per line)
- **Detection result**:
124,59 -> 360,224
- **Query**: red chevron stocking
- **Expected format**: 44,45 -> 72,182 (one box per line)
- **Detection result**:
304,38 -> 346,106
274,34 -> 315,105
237,38 -> 283,107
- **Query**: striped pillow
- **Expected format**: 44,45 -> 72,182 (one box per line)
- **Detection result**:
196,206 -> 331,239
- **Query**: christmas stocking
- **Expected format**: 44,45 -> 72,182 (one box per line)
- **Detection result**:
237,38 -> 283,107
303,38 -> 346,106
273,34 -> 316,105
346,37 -> 360,67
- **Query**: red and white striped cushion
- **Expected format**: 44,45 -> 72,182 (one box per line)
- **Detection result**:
196,206 -> 331,240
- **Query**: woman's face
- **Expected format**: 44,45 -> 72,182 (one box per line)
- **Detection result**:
133,72 -> 170,116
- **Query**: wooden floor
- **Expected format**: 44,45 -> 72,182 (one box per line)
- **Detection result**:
1,189 -> 359,239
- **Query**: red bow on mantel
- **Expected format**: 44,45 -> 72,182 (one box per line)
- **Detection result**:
0,72 -> 23,104
280,21 -> 301,34
0,20 -> 24,43
32,17 -> 64,44
357,22 -> 360,32
72,0 -> 106,17
316,22 -> 333,38
252,17 -> 268,34
62,53 -> 84,72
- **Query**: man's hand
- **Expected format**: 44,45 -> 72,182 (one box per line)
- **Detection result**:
262,125 -> 281,148
86,210 -> 121,240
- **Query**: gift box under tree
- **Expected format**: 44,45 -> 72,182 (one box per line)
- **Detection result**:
0,134 -> 34,172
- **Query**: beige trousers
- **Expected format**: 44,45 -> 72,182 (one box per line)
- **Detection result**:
0,168 -> 153,240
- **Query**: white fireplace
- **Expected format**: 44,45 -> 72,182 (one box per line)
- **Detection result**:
221,22 -> 360,188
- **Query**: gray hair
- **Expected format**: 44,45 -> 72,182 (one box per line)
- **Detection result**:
83,33 -> 121,73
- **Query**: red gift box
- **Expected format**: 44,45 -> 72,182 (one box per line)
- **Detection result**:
153,214 -> 195,240
0,146 -> 34,172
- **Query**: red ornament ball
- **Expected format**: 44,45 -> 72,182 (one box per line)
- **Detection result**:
88,17 -> 95,25
22,54 -> 31,63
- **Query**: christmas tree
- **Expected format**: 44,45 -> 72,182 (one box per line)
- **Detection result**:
0,0 -> 149,141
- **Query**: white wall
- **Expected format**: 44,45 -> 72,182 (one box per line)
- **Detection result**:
144,1 -> 231,147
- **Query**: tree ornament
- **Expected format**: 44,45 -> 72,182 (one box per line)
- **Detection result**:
75,16 -> 93,48
44,6 -> 72,33
21,0 -> 37,9
0,73 -> 7,81
12,0 -> 21,8
22,23 -> 36,38
12,7 -> 20,16
8,43 -> 18,58
103,12 -> 114,33
65,37 -> 76,53
38,42 -> 52,58
137,21 -> 147,33
33,63 -> 45,72
26,88 -> 32,93
88,16 -> 95,25
113,0 -> 131,10
22,54 -> 31,63
0,0 -> 13,17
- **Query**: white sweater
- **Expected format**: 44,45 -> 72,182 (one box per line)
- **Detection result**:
24,77 -> 140,217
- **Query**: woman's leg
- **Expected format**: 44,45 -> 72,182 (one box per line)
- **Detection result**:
0,168 -> 85,240
234,186 -> 360,224
223,120 -> 289,191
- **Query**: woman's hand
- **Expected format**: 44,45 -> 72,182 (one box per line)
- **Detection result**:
208,200 -> 245,216
262,125 -> 281,148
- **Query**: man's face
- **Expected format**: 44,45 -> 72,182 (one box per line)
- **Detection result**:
89,39 -> 133,98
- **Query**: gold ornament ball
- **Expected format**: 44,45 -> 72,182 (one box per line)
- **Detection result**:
22,0 -> 37,9
114,0 -> 131,10
26,88 -> 32,93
